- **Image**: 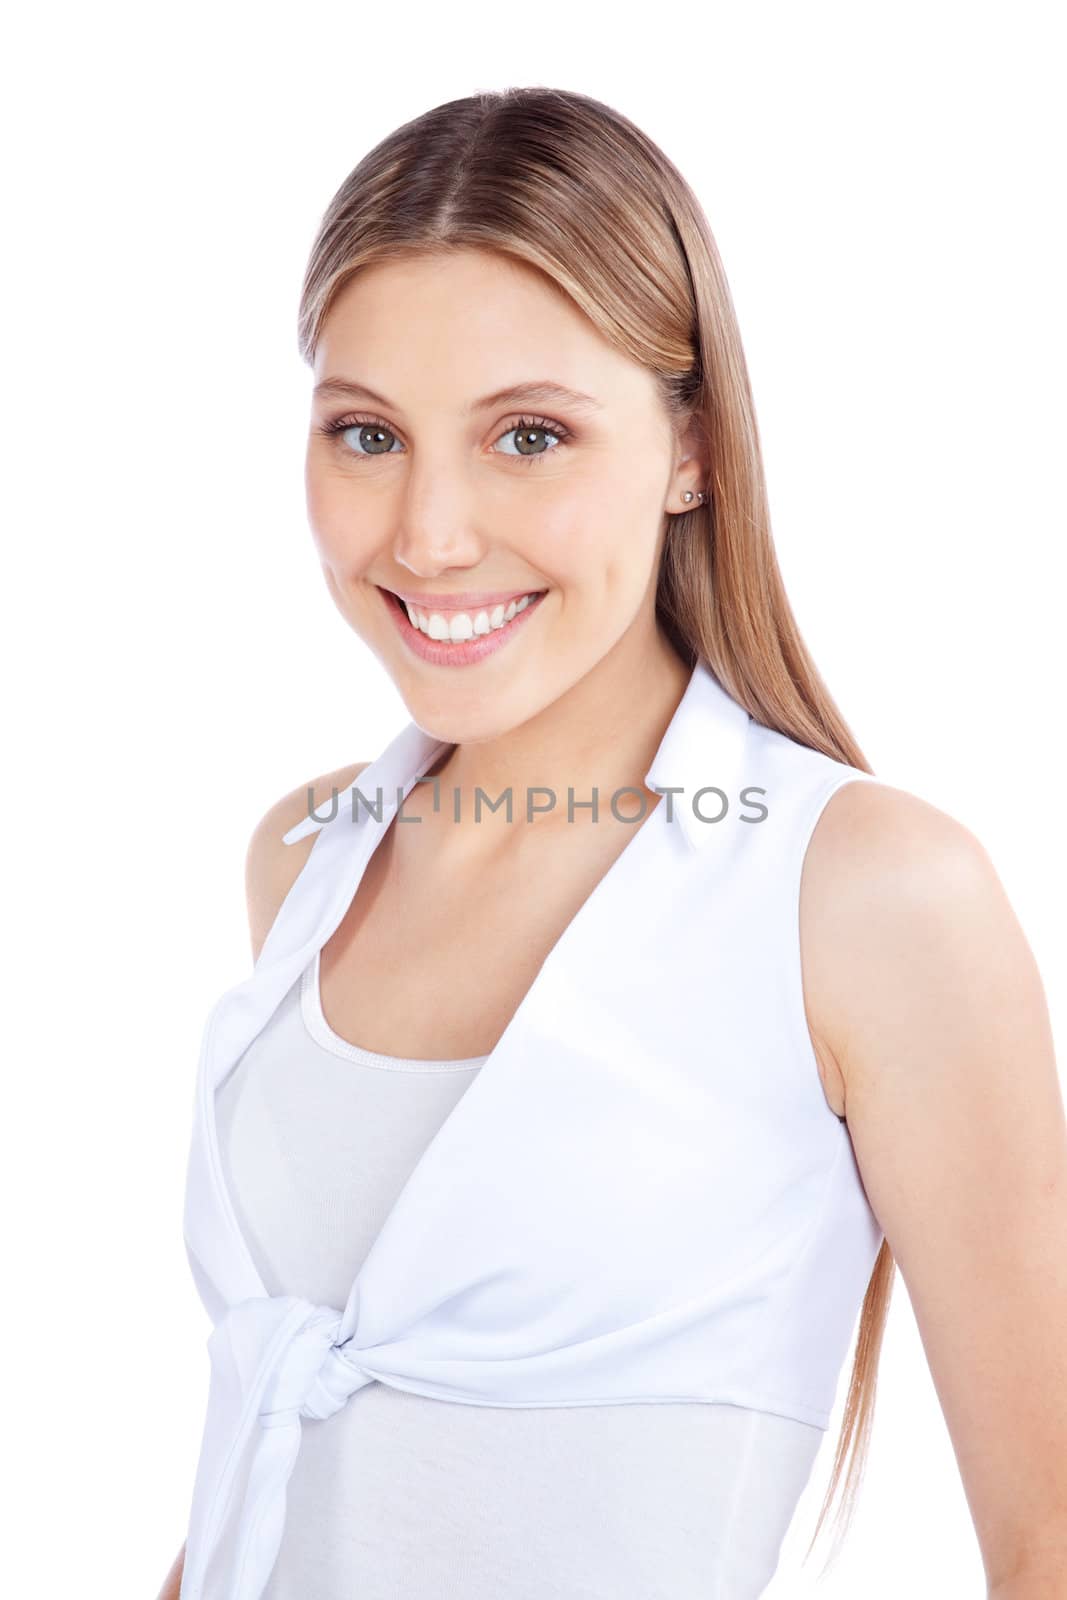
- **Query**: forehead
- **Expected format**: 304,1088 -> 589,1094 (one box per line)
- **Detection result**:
313,248 -> 659,415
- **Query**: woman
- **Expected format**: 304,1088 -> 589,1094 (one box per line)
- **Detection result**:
161,87 -> 1066,1600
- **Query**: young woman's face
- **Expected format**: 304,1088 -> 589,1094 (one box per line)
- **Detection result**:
305,248 -> 700,737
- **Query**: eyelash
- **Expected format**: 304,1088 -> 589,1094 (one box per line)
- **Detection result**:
315,412 -> 571,468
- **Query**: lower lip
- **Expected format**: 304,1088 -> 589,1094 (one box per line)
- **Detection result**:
379,587 -> 548,667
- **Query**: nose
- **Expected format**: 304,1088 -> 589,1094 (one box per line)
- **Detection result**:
392,482 -> 487,579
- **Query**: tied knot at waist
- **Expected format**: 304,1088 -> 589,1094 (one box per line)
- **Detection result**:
259,1301 -> 375,1427
186,1296 -> 378,1599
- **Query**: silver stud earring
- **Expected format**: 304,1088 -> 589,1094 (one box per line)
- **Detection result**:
681,490 -> 706,507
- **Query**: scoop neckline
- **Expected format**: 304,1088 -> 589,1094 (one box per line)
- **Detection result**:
299,947 -> 489,1073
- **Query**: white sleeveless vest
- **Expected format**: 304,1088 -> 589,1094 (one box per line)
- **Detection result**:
178,659 -> 884,1600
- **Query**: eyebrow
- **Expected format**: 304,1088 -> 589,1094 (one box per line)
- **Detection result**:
311,377 -> 605,418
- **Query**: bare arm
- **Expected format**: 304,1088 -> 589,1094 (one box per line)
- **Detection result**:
804,782 -> 1067,1593
244,760 -> 370,959
155,1543 -> 184,1600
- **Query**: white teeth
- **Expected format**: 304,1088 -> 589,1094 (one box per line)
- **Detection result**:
402,591 -> 541,643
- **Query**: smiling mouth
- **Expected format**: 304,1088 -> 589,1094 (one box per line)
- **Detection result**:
379,586 -> 548,643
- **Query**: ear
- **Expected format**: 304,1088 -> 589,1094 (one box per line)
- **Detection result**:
673,409 -> 711,488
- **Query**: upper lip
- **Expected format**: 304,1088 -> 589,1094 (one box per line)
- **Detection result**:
382,585 -> 547,613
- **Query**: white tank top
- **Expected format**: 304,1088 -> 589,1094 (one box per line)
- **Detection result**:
214,949 -> 824,1599
179,659 -> 886,1600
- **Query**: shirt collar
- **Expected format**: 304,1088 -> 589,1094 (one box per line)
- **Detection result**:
642,658 -> 752,851
639,656 -> 755,851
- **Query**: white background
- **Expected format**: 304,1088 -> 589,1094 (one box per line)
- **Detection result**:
5,3 -> 1063,1595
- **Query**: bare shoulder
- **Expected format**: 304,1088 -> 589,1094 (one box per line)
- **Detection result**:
797,783 -> 1067,1584
244,760 -> 370,962
799,778 -> 1006,1116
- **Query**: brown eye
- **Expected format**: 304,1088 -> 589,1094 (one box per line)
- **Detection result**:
493,416 -> 568,465
516,427 -> 553,456
318,411 -> 570,468
317,413 -> 403,456
346,423 -> 399,455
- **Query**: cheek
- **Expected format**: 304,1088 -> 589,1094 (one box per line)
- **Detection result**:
532,479 -> 662,593
305,474 -> 382,571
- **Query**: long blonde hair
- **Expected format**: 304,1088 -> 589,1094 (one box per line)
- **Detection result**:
296,85 -> 895,1569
